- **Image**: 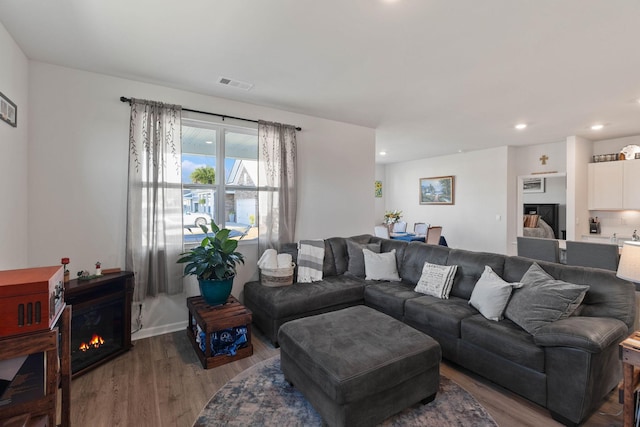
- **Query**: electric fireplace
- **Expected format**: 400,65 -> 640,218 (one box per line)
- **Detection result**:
64,271 -> 134,377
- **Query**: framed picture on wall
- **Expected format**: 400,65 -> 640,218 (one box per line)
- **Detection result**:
0,91 -> 17,128
419,176 -> 454,205
374,181 -> 382,198
523,177 -> 545,193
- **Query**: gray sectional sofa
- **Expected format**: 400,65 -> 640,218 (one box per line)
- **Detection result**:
243,234 -> 636,426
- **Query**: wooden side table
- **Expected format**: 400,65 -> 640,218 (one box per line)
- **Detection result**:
186,295 -> 253,369
620,332 -> 640,427
0,305 -> 71,427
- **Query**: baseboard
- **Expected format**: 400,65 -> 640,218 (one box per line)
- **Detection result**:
132,320 -> 188,341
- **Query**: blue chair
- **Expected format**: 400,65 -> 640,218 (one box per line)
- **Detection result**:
414,222 -> 429,237
393,221 -> 407,233
374,225 -> 390,239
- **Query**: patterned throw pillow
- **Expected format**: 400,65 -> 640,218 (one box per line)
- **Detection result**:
523,214 -> 540,228
414,262 -> 458,299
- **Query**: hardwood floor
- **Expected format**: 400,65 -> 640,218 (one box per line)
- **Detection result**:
69,329 -> 624,427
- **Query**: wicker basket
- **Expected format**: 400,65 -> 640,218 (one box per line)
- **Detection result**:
260,263 -> 295,287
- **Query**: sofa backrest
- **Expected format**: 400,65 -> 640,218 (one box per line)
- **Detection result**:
279,236 -> 635,330
398,242 -> 450,284
446,249 -> 506,300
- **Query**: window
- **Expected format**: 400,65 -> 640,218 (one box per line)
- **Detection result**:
181,119 -> 258,245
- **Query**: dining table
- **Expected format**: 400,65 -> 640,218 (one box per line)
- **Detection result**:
390,232 -> 425,243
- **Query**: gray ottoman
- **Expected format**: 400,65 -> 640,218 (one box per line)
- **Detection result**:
278,305 -> 441,427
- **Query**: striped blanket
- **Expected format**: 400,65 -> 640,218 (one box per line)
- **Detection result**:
297,240 -> 325,283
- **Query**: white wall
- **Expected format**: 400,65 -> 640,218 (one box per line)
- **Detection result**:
512,140 -> 566,176
0,22 -> 29,269
374,164 -> 386,227
566,135 -> 593,241
594,134 -> 640,157
26,61 -> 375,339
384,147 -> 510,254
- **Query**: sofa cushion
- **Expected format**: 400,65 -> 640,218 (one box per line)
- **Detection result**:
505,263 -> 590,335
364,281 -> 422,319
277,306 -> 441,405
446,250 -> 506,300
414,262 -> 457,299
363,249 -> 401,281
404,296 -> 476,338
346,240 -> 381,278
399,243 -> 450,285
469,266 -> 522,321
244,275 -> 365,319
461,314 -> 544,372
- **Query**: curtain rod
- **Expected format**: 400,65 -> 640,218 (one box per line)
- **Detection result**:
119,96 -> 301,131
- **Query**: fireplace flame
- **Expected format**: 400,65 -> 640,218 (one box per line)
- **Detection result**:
79,334 -> 105,352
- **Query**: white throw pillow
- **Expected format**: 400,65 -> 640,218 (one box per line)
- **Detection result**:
414,262 -> 458,299
469,266 -> 522,321
363,249 -> 401,281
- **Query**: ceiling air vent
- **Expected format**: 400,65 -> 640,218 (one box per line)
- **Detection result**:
217,76 -> 253,91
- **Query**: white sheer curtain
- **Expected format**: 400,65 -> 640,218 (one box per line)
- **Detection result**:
125,99 -> 183,301
258,120 -> 297,253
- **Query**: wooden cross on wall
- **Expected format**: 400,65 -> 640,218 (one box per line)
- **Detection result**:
539,155 -> 548,165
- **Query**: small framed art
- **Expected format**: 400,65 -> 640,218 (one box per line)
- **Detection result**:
0,91 -> 17,127
375,181 -> 382,198
523,177 -> 545,193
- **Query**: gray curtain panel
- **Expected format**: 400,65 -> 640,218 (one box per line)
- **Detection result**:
258,120 -> 297,253
125,98 -> 183,301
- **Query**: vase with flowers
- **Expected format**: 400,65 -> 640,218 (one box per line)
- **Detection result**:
383,210 -> 403,233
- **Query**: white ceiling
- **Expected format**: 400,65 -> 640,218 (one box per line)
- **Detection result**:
1,0 -> 640,164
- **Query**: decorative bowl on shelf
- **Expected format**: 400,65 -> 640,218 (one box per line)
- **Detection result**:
620,144 -> 640,160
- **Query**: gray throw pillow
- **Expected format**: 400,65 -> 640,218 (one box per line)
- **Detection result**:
346,240 -> 381,278
363,249 -> 401,281
505,263 -> 590,335
469,266 -> 522,321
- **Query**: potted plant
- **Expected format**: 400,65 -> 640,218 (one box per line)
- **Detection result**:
177,221 -> 245,306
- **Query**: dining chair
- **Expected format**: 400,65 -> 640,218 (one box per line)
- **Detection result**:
393,221 -> 407,233
565,240 -> 619,271
425,226 -> 442,245
414,222 -> 429,236
516,236 -> 560,263
374,225 -> 390,239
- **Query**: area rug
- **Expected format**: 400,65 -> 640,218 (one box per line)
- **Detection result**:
193,355 -> 498,427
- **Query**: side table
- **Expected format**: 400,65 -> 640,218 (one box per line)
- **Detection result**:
186,295 -> 253,369
621,332 -> 640,427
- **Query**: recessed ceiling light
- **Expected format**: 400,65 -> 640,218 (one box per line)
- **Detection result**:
205,140 -> 213,144
379,151 -> 387,156
591,124 -> 604,131
515,123 -> 527,130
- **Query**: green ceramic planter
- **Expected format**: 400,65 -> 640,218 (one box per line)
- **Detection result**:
198,277 -> 233,306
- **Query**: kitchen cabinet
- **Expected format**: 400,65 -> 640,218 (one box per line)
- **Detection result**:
588,160 -> 640,210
